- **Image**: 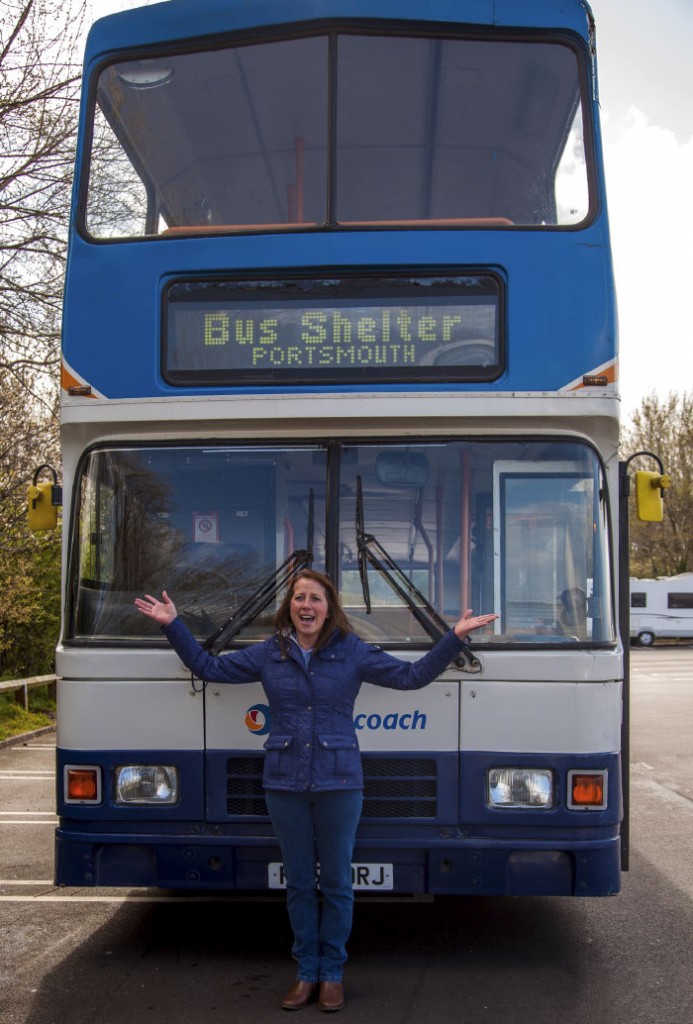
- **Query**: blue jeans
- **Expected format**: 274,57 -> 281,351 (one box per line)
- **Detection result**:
265,788 -> 363,983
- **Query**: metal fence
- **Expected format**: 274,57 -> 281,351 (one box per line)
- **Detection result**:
0,675 -> 57,711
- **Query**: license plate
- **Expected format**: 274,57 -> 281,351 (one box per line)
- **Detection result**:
268,862 -> 393,891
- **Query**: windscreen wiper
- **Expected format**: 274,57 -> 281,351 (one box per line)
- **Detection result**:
203,490 -> 314,654
355,476 -> 481,674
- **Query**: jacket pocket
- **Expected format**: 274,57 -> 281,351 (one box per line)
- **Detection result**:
317,734 -> 360,781
314,648 -> 348,679
262,734 -> 294,784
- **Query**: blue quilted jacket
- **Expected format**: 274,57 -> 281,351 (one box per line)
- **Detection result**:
163,617 -> 466,792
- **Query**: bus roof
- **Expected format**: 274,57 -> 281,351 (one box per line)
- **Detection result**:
86,0 -> 595,63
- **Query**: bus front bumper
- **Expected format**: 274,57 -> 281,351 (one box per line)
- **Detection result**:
54,827 -> 621,897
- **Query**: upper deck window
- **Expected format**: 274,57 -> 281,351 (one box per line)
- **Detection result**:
85,27 -> 591,239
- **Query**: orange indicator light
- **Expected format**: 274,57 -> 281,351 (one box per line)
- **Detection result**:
67,768 -> 99,801
571,773 -> 605,807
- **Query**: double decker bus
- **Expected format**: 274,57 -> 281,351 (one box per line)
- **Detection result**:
55,0 -> 624,896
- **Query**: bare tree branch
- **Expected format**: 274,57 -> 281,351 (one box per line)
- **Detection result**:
622,391 -> 693,577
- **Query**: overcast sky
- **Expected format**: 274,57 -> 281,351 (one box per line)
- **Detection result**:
86,0 -> 693,417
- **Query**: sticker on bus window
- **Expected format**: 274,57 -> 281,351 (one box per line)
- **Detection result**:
192,510 -> 220,543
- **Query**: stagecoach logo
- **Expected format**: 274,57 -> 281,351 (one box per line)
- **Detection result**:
354,711 -> 427,731
244,703 -> 271,735
244,704 -> 427,735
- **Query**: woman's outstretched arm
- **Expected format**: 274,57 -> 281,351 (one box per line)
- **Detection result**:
134,591 -> 264,685
452,609 -> 498,639
134,591 -> 178,626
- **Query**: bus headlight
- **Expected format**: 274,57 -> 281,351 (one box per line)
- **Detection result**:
115,765 -> 178,804
488,767 -> 553,808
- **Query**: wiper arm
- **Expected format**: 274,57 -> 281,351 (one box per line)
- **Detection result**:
355,476 -> 481,674
203,490 -> 315,654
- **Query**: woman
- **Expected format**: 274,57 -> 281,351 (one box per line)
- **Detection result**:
135,570 -> 496,1012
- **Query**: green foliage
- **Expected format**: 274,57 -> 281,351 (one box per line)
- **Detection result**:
622,391 -> 693,578
0,687 -> 55,742
0,533 -> 61,677
0,367 -> 61,678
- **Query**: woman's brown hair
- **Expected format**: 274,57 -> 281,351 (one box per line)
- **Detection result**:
275,569 -> 352,655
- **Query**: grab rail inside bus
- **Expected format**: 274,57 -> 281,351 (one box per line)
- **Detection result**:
202,490 -> 314,655
160,217 -> 513,236
354,475 -> 482,674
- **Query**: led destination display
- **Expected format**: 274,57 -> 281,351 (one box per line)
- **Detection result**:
164,275 -> 502,385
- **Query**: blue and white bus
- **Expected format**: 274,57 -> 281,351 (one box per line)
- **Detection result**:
55,0 -> 624,896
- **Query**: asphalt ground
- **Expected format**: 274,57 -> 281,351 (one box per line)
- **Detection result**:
1,646 -> 692,1024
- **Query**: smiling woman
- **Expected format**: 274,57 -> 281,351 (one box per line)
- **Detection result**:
276,570 -> 356,657
134,571 -> 494,1008
288,576 -> 331,649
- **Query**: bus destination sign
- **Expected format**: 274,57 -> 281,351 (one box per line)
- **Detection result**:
164,274 -> 502,386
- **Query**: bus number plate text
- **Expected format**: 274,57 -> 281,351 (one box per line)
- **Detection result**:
268,862 -> 393,891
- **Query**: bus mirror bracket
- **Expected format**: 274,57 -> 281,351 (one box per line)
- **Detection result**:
618,448 -> 668,873
620,450 -> 670,523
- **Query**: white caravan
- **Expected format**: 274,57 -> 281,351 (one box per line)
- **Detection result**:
630,574 -> 693,646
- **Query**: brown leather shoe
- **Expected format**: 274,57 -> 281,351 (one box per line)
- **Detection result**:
319,981 -> 345,1012
281,980 -> 318,1010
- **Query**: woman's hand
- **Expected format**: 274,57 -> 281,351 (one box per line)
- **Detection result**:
134,591 -> 178,627
453,609 -> 498,639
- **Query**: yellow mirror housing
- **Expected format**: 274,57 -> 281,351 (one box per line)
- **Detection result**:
28,464 -> 62,531
635,470 -> 671,523
28,481 -> 59,531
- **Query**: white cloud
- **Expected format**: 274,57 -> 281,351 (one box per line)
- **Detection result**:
603,108 -> 693,415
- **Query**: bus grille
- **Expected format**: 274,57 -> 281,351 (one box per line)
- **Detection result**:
363,758 -> 437,818
226,756 -> 437,819
226,757 -> 266,816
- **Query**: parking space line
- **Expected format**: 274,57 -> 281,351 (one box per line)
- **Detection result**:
0,820 -> 57,825
0,810 -> 55,815
0,893 -> 281,903
0,879 -> 54,885
0,773 -> 55,779
11,745 -> 56,750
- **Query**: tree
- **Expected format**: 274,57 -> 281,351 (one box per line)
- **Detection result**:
1,0 -> 83,393
0,1 -> 84,675
622,391 -> 693,579
0,365 -> 61,677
